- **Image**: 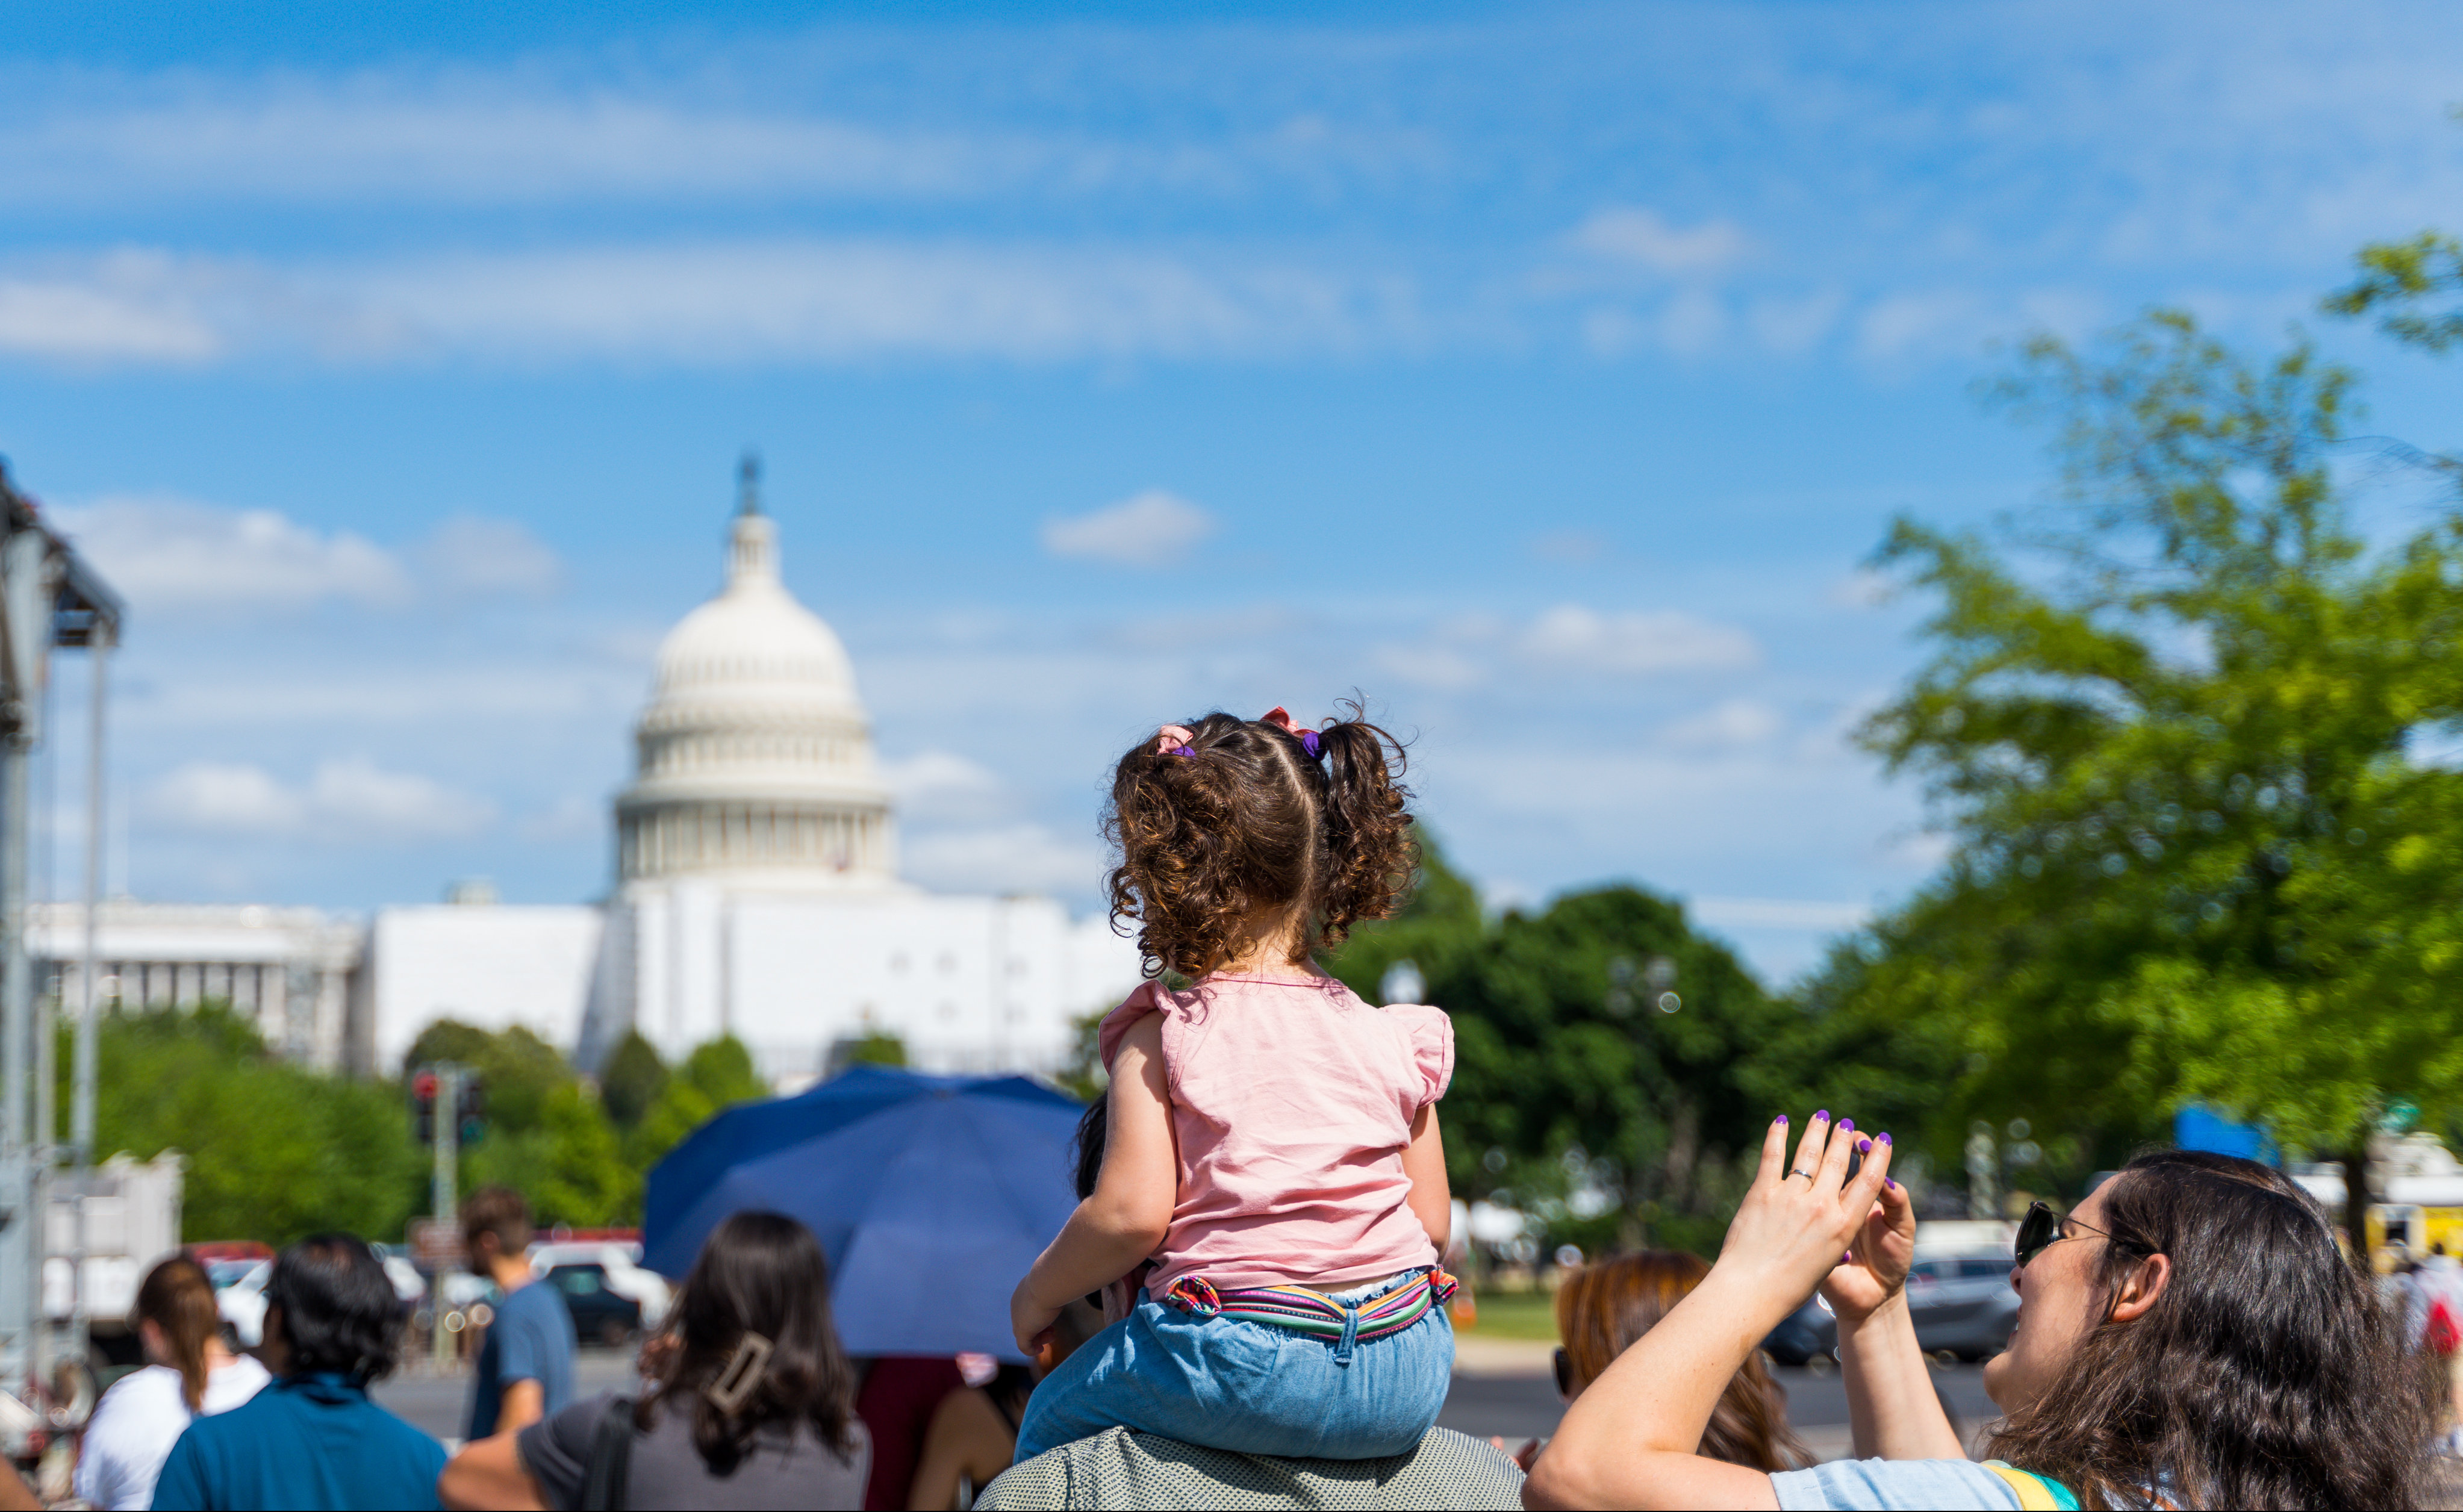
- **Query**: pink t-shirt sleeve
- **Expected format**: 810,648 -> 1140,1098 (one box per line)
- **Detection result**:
1383,1003 -> 1454,1107
1097,980 -> 1168,1072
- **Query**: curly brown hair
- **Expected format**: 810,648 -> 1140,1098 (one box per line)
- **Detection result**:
1103,701 -> 1414,978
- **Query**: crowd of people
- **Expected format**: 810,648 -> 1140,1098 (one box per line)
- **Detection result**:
20,706 -> 2463,1508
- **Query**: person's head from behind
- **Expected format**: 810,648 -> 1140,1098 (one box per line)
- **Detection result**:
136,1255 -> 222,1411
461,1185 -> 533,1278
1985,1150 -> 2426,1508
1104,702 -> 1414,978
264,1233 -> 399,1384
1555,1251 -> 1805,1472
647,1211 -> 859,1471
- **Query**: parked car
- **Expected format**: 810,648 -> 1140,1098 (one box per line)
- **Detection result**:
1758,1254 -> 2019,1364
540,1261 -> 643,1347
529,1241 -> 670,1330
217,1260 -> 271,1348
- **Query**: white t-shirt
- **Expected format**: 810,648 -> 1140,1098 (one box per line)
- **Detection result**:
74,1355 -> 273,1511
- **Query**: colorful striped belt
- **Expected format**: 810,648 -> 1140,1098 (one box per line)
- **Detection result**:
1159,1268 -> 1457,1365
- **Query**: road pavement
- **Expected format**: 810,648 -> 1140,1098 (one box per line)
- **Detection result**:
379,1337 -> 2001,1464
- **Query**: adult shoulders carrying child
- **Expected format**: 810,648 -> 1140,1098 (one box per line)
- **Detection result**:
1007,702 -> 1460,1466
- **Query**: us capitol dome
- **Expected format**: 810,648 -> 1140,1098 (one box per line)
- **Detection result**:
614,459 -> 897,891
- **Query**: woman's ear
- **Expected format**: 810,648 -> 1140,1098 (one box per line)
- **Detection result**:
2107,1252 -> 2172,1324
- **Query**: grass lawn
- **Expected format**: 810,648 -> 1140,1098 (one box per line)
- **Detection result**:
1454,1287 -> 1558,1342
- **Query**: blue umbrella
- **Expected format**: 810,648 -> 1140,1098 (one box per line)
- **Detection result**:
642,1065 -> 1086,1360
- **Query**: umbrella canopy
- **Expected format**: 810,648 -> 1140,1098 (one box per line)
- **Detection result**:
642,1065 -> 1086,1360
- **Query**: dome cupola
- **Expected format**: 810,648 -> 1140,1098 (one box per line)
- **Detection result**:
614,457 -> 895,887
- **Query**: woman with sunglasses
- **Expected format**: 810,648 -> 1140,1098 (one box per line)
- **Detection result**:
1525,1113 -> 2427,1510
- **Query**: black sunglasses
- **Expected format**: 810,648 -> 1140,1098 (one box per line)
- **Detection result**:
2014,1199 -> 2116,1269
1552,1346 -> 1574,1398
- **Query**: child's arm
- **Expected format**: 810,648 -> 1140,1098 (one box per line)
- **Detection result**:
1010,1012 -> 1177,1354
1400,1101 -> 1451,1252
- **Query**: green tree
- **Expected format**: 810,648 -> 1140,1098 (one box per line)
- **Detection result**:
1839,310 -> 2463,1243
400,1021 -> 573,1133
87,1004 -> 425,1243
624,1036 -> 771,1178
838,1031 -> 909,1069
599,1031 -> 668,1129
1428,887 -> 1799,1257
534,1082 -> 635,1227
1324,835 -> 1487,1008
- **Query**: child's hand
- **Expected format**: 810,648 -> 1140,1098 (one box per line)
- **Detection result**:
1010,1275 -> 1060,1358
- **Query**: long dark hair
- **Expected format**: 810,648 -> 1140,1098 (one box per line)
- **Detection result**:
639,1212 -> 861,1472
1103,701 -> 1414,979
1985,1150 -> 2427,1508
1555,1251 -> 1809,1472
137,1255 -> 220,1411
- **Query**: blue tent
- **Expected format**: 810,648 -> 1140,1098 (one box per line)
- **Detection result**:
643,1065 -> 1085,1360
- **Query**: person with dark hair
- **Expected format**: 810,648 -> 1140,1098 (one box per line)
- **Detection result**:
151,1233 -> 446,1511
440,1210 -> 870,1510
1007,704 -> 1456,1464
464,1185 -> 576,1440
1542,1252 -> 1808,1475
1526,1116 -> 2432,1510
75,1254 -> 271,1508
908,1104 -> 1120,1508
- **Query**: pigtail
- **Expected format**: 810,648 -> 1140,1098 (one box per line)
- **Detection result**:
1310,705 -> 1415,947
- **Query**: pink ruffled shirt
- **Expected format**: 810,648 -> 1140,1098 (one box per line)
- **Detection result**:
1098,972 -> 1454,1299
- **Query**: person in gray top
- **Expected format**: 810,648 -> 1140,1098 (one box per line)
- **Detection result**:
440,1212 -> 871,1511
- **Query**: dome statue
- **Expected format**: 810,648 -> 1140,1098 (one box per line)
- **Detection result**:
613,457 -> 896,888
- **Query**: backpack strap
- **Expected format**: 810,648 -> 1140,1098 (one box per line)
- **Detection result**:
1981,1460 -> 2081,1511
579,1394 -> 636,1512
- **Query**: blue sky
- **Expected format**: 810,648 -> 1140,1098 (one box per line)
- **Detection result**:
6,0 -> 2463,985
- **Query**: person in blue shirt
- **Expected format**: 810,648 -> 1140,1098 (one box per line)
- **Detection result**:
152,1233 -> 446,1511
462,1184 -> 578,1440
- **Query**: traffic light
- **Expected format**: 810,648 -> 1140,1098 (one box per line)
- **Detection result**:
411,1069 -> 438,1145
457,1077 -> 485,1148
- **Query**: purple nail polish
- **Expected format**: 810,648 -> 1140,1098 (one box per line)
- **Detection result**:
1857,1138 -> 1872,1155
1843,1252 -> 1854,1265
1814,1110 -> 1829,1121
1885,1178 -> 1898,1191
1773,1113 -> 1788,1125
1879,1132 -> 1892,1144
1840,1119 -> 1854,1133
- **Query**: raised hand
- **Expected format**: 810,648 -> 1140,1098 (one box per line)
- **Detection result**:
1819,1169 -> 1916,1325
1717,1111 -> 1895,1307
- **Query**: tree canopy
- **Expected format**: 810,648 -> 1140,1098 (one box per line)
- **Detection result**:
1814,310 -> 2463,1221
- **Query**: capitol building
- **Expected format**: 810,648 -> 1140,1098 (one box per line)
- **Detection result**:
30,483 -> 1145,1085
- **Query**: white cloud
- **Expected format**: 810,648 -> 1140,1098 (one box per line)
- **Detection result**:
1041,490 -> 1218,568
1516,605 -> 1760,676
1372,605 -> 1760,689
1568,208 -> 1753,275
883,750 -> 1015,825
1661,699 -> 1783,750
0,243 -> 1423,370
417,515 -> 562,598
53,497 -> 563,615
0,270 -> 220,363
143,757 -> 495,841
53,496 -> 410,612
902,823 -> 1108,897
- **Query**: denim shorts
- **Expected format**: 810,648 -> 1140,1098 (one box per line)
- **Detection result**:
1012,1271 -> 1456,1463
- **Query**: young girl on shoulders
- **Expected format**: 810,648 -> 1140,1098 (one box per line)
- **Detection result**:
1008,705 -> 1456,1463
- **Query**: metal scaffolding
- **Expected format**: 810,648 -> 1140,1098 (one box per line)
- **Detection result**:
0,459 -> 122,1442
